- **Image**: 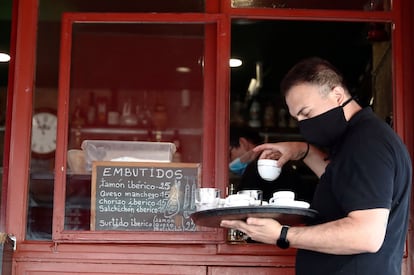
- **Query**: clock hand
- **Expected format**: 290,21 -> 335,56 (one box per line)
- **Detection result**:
35,117 -> 40,127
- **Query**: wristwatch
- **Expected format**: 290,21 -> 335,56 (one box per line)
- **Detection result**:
276,225 -> 290,249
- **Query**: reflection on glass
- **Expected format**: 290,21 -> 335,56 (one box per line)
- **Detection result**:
229,20 -> 392,204
26,0 -> 206,240
231,0 -> 391,11
230,20 -> 392,127
27,18 -> 208,238
63,22 -> 206,231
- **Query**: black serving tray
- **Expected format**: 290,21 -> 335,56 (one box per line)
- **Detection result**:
190,205 -> 318,228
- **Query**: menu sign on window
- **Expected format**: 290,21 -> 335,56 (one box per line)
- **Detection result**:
91,161 -> 200,232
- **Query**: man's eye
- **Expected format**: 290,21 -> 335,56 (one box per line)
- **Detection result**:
303,111 -> 312,118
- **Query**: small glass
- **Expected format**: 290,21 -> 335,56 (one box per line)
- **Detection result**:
194,188 -> 221,211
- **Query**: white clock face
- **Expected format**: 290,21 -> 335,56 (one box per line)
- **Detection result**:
31,112 -> 58,155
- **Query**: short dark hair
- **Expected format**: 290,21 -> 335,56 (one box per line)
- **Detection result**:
230,125 -> 263,148
280,57 -> 349,97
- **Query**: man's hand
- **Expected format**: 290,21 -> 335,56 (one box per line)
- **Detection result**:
254,142 -> 308,167
254,142 -> 329,178
221,217 -> 282,245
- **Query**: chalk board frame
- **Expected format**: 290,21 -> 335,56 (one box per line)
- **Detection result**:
53,161 -> 226,244
91,161 -> 202,232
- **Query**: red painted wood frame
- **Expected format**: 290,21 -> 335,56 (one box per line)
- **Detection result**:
4,1 -> 413,271
52,12 -> 230,243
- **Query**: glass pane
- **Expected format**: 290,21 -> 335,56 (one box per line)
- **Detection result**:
0,63 -> 9,225
229,20 -> 392,220
0,0 -> 11,231
65,22 -> 205,231
40,0 -> 204,20
231,0 -> 391,11
28,0 -> 204,240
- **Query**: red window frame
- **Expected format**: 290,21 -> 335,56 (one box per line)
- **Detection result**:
53,12 -> 229,243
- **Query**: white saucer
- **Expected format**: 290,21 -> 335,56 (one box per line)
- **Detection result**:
268,200 -> 310,209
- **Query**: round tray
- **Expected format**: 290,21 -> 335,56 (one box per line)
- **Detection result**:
190,205 -> 318,228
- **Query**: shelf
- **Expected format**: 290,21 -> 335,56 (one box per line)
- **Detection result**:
259,131 -> 303,142
71,127 -> 202,136
30,171 -> 54,180
30,172 -> 92,181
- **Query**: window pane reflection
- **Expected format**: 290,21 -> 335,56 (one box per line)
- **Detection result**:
27,0 -> 205,241
65,22 -> 205,231
231,0 -> 391,11
229,19 -> 392,202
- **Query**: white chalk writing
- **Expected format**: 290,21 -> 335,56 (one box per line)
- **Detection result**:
94,165 -> 198,232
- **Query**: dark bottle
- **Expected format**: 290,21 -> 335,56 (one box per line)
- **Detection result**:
72,98 -> 85,128
146,129 -> 153,141
96,96 -> 108,126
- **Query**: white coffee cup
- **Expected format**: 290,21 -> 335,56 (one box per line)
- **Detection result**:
257,159 -> 281,181
195,188 -> 221,211
237,190 -> 263,206
269,191 -> 295,204
225,194 -> 253,207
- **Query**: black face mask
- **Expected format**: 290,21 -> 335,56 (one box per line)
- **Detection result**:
298,98 -> 353,148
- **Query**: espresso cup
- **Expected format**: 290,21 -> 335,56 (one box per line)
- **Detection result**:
224,193 -> 253,207
195,188 -> 221,211
269,191 -> 295,204
257,159 -> 281,181
237,190 -> 263,206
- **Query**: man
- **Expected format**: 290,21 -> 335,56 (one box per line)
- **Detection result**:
229,125 -> 262,177
229,125 -> 314,202
221,57 -> 412,274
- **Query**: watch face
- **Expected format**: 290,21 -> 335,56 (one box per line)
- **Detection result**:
276,238 -> 290,249
31,111 -> 58,156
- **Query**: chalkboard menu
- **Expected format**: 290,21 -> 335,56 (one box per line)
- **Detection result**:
91,161 -> 200,232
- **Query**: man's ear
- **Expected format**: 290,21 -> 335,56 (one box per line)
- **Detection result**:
332,86 -> 346,104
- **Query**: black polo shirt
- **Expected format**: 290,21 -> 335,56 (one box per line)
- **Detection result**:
296,107 -> 412,275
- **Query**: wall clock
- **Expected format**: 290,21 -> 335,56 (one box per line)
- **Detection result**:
31,108 -> 58,158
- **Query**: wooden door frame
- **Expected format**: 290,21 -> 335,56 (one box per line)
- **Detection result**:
2,0 -> 414,272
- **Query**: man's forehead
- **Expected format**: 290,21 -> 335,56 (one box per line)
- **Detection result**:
285,84 -> 322,115
286,84 -> 316,103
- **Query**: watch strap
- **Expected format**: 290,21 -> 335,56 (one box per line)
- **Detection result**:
276,225 -> 290,249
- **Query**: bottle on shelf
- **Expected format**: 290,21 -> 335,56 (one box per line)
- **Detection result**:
248,98 -> 261,128
120,97 -> 138,126
153,98 -> 168,131
172,130 -> 182,162
86,91 -> 96,126
277,108 -> 287,128
146,129 -> 153,141
96,96 -> 108,126
263,102 -> 275,129
231,96 -> 245,126
107,89 -> 120,126
154,130 -> 163,142
72,98 -> 85,128
138,91 -> 152,128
